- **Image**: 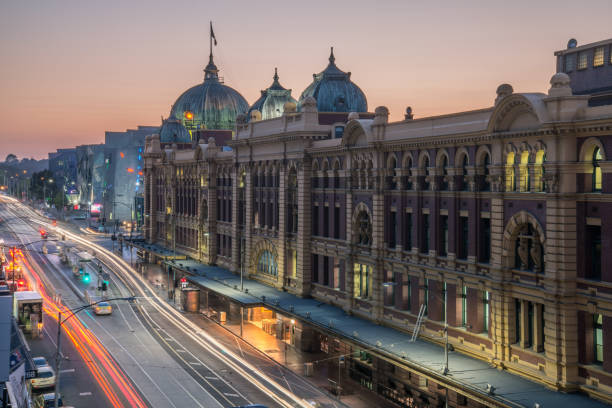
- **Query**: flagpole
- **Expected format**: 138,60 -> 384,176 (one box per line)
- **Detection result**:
209,21 -> 213,58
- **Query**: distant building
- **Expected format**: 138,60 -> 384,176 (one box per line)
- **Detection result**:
555,37 -> 612,106
48,148 -> 78,205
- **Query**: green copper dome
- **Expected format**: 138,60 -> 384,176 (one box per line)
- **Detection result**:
159,115 -> 191,143
299,47 -> 368,113
248,68 -> 297,121
170,54 -> 249,131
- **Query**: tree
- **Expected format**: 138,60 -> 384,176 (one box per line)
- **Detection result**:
5,154 -> 17,164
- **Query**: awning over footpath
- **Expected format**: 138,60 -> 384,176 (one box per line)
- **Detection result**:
132,242 -> 186,260
152,250 -> 609,408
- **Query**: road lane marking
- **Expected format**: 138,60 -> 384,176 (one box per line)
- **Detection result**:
60,369 -> 75,373
189,362 -> 202,366
176,349 -> 186,353
224,393 -> 239,398
205,376 -> 219,380
79,392 -> 92,396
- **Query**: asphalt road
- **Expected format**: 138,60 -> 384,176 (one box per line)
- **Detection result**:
2,198 -> 349,408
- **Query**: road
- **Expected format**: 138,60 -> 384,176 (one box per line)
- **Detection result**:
1,196 -> 344,408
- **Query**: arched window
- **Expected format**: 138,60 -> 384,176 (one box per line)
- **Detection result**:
482,153 -> 491,191
422,156 -> 430,191
506,152 -> 515,192
513,224 -> 544,273
593,147 -> 603,192
460,155 -> 469,191
519,151 -> 530,192
388,156 -> 397,190
287,169 -> 298,234
404,157 -> 413,190
356,210 -> 372,246
257,250 -> 278,276
534,150 -> 545,191
441,155 -> 449,191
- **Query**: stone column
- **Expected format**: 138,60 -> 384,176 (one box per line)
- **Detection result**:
371,167 -> 385,321
208,164 -> 218,265
296,159 -> 312,296
245,166 -> 253,278
231,166 -> 240,274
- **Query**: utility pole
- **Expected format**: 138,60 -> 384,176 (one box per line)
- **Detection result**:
54,311 -> 62,408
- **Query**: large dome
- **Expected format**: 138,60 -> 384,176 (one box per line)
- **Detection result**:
159,115 -> 191,143
298,48 -> 367,113
248,68 -> 297,121
170,54 -> 249,131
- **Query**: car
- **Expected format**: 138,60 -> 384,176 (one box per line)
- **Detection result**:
32,356 -> 49,368
93,301 -> 112,315
30,366 -> 56,389
33,393 -> 63,408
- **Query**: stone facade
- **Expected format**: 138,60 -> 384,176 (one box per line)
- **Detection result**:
143,74 -> 612,403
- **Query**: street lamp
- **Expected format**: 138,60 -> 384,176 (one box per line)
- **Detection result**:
53,297 -> 134,408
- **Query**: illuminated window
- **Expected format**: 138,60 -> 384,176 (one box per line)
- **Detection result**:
594,47 -> 605,67
353,263 -> 371,299
593,147 -> 602,191
483,291 -> 490,333
564,53 -> 576,72
594,314 -> 603,363
461,285 -> 467,327
578,51 -> 588,70
505,152 -> 515,192
534,150 -> 545,191
257,250 -> 278,276
519,151 -> 530,192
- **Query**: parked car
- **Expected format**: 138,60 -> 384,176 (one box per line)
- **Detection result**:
30,366 -> 55,389
32,356 -> 49,368
93,301 -> 112,315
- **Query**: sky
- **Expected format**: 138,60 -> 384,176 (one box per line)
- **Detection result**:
0,0 -> 611,160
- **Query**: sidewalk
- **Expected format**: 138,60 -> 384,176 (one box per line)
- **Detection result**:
151,256 -> 611,408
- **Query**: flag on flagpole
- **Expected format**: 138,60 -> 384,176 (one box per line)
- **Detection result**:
210,22 -> 217,46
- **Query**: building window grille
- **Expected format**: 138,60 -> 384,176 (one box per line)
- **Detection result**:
519,151 -> 530,192
593,147 -> 602,191
515,299 -> 522,344
461,285 -> 467,327
483,291 -> 490,333
389,211 -> 397,248
565,53 -> 576,72
479,218 -> 491,263
421,214 -> 430,253
587,225 -> 602,280
594,47 -> 605,67
578,51 -> 588,70
257,250 -> 278,276
506,152 -> 515,192
356,210 -> 372,246
354,263 -> 371,299
458,216 -> 469,260
440,215 -> 448,256
594,314 -> 603,363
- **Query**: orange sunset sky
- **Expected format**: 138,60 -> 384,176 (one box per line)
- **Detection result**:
1,0 -> 611,159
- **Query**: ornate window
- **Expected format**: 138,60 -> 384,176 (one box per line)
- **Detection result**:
534,150 -> 545,191
593,147 -> 603,192
514,224 -> 544,273
355,210 -> 372,246
257,250 -> 278,276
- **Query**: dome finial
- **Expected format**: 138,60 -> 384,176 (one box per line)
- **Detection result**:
273,67 -> 279,82
204,21 -> 219,81
329,46 -> 335,65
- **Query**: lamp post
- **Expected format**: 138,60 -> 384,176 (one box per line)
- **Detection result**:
53,297 -> 133,408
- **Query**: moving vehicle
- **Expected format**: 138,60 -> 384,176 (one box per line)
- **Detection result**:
93,301 -> 112,315
32,356 -> 49,368
70,251 -> 93,278
33,393 -> 63,408
13,291 -> 43,336
30,366 -> 56,389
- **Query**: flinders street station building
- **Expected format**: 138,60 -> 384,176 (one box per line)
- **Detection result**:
140,38 -> 612,407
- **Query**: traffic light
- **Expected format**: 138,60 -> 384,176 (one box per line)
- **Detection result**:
101,281 -> 108,291
78,267 -> 83,275
83,272 -> 90,283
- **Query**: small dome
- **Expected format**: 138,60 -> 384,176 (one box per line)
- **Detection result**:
170,53 -> 249,131
248,68 -> 297,121
160,115 -> 191,143
298,47 -> 368,113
